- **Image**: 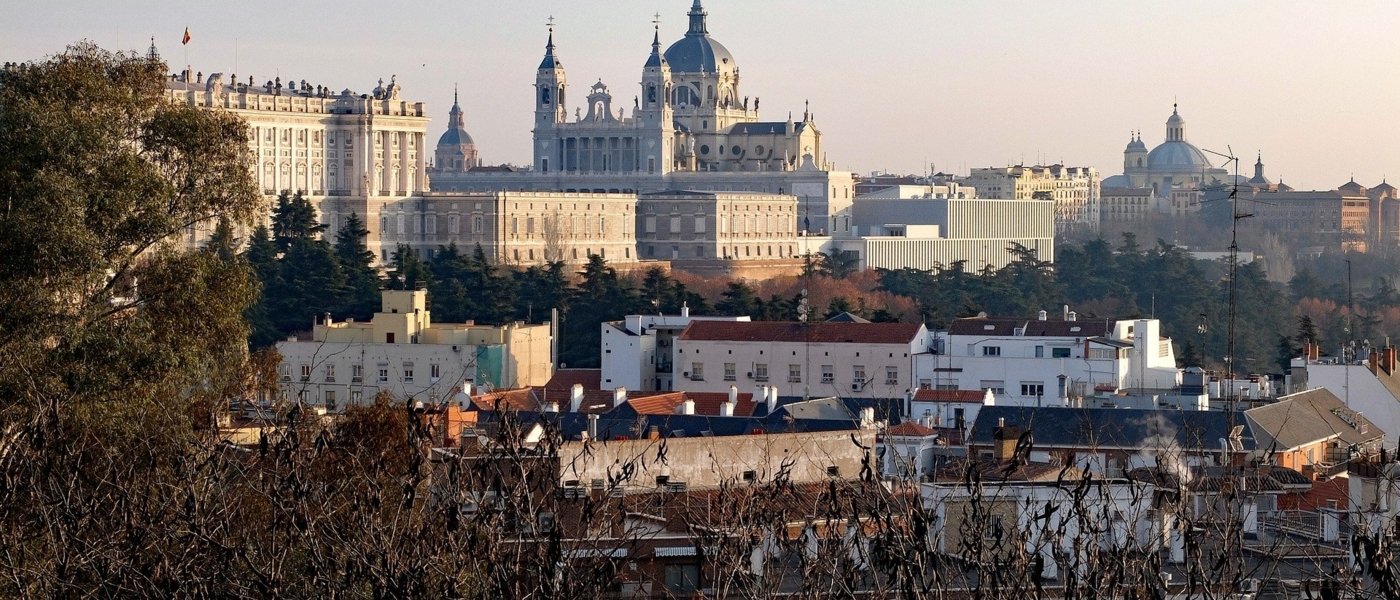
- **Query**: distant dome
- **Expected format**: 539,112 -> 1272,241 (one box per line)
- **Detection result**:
437,126 -> 474,147
1126,137 -> 1147,152
1145,141 -> 1212,172
664,1 -> 736,74
1102,174 -> 1133,187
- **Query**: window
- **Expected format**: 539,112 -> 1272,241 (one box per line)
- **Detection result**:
403,362 -> 414,383
979,380 -> 1006,395
981,346 -> 1002,357
527,217 -> 535,234
826,465 -> 841,478
754,363 -> 769,382
690,362 -> 704,381
1035,345 -> 1045,358
472,216 -> 482,233
324,364 -> 336,382
378,364 -> 390,383
1052,347 -> 1072,358
449,215 -> 459,234
386,332 -> 395,344
788,364 -> 802,383
885,366 -> 899,385
695,216 -> 706,233
324,390 -> 337,409
1021,382 -> 1045,397
645,216 -> 657,233
279,364 -> 290,381
299,364 -> 311,382
670,216 -> 681,233
821,365 -> 834,383
431,364 -> 441,379
351,364 -> 364,383
853,365 -> 867,384
664,564 -> 700,594
724,362 -> 736,381
426,214 -> 436,235
351,390 -> 363,404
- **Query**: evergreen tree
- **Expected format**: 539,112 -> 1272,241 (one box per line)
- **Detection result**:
270,191 -> 324,251
333,212 -> 381,320
386,244 -> 430,291
203,217 -> 239,263
716,282 -> 761,317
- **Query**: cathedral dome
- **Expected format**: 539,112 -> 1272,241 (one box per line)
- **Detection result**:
1145,141 -> 1212,172
664,1 -> 736,74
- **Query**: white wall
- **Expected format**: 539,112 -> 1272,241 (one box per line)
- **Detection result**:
674,329 -> 932,399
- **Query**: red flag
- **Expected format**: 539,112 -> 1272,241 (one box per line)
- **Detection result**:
182,27 -> 191,45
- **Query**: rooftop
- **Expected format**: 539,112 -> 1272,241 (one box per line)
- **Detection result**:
680,320 -> 924,344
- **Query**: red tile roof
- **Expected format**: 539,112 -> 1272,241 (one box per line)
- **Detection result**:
913,389 -> 987,403
624,392 -> 686,415
469,388 -> 539,412
684,392 -> 757,417
544,369 -> 601,392
679,321 -> 923,344
886,422 -> 936,437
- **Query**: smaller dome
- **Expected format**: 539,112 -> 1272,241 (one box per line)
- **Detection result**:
437,127 -> 475,147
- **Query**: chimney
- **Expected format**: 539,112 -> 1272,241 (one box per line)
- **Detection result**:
648,425 -> 661,441
728,385 -> 738,406
766,386 -> 778,415
461,381 -> 473,397
678,398 -> 696,415
613,386 -> 628,408
721,399 -> 736,417
1067,311 -> 1077,322
904,389 -> 914,420
993,423 -> 1021,463
860,407 -> 875,427
1038,310 -> 1048,321
587,413 -> 599,440
570,383 -> 585,412
544,402 -> 559,413
681,302 -> 690,318
1062,305 -> 1069,321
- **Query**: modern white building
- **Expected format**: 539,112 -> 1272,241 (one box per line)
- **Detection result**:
600,307 -> 750,392
832,194 -> 1055,272
275,290 -> 553,410
925,313 -> 1180,406
673,320 -> 934,399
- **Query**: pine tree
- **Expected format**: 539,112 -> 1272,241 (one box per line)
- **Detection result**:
333,212 -> 381,320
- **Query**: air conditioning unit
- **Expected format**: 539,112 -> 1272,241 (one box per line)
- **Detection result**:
852,383 -> 862,392
746,372 -> 753,378
682,371 -> 689,377
451,345 -> 460,352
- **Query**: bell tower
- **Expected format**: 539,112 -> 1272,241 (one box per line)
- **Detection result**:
639,22 -> 675,175
533,24 -> 568,172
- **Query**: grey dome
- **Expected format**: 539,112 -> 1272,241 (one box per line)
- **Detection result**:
1101,174 -> 1133,187
664,35 -> 735,73
664,0 -> 735,74
437,127 -> 474,147
1145,141 -> 1212,172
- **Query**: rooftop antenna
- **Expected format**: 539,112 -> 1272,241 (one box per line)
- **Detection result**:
1201,145 -> 1266,413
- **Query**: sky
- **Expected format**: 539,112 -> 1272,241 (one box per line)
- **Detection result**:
6,1 -> 1400,190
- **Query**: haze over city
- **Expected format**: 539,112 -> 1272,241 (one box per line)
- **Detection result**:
7,0 -> 1400,189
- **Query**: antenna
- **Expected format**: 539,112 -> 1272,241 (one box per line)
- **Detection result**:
1200,145 -> 1264,412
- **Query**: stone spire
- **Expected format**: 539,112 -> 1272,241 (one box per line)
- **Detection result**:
644,23 -> 665,68
687,0 -> 709,36
449,84 -> 464,128
539,26 -> 561,70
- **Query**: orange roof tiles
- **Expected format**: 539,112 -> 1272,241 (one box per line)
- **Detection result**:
913,389 -> 987,403
886,422 -> 936,437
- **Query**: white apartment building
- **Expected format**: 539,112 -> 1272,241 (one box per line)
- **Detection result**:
926,313 -> 1180,406
276,290 -> 552,410
600,306 -> 751,392
962,164 -> 1100,234
673,321 -> 934,399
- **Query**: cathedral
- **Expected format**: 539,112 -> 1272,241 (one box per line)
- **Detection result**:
1102,104 -> 1231,197
528,0 -> 823,176
431,0 -> 853,236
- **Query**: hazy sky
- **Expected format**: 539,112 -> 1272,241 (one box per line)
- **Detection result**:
7,1 -> 1400,190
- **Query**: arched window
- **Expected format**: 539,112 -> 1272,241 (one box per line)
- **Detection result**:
541,87 -> 551,105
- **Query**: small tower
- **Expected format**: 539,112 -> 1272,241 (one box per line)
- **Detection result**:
434,85 -> 480,174
145,37 -> 161,64
533,25 -> 568,172
639,23 -> 674,175
1165,104 -> 1186,142
1123,130 -> 1148,183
